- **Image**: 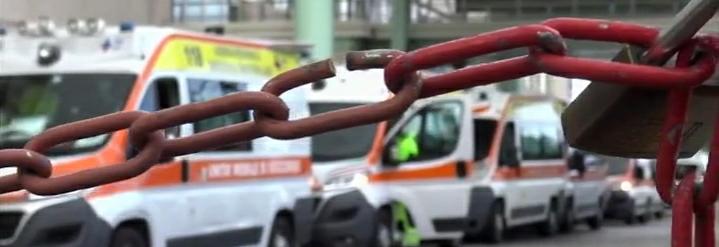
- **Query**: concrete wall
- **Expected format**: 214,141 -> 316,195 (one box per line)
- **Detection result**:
0,0 -> 172,25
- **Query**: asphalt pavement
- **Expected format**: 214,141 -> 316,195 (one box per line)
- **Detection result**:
459,214 -> 688,247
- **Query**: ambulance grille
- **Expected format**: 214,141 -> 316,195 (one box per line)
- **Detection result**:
0,212 -> 22,239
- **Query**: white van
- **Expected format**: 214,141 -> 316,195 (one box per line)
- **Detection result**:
320,85 -> 574,246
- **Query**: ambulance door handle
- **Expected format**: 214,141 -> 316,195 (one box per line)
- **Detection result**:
456,161 -> 468,178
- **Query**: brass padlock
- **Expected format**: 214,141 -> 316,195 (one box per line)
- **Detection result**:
563,45 -> 719,159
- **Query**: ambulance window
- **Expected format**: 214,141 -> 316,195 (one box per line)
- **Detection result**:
520,123 -> 563,160
0,73 -> 134,155
140,78 -> 180,138
188,78 -> 251,151
390,101 -> 461,163
499,122 -> 519,166
520,125 -> 542,160
606,157 -> 630,175
310,103 -> 378,162
419,102 -> 462,160
473,119 -> 497,160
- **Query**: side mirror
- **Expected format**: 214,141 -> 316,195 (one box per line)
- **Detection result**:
633,165 -> 645,180
569,152 -> 587,175
382,142 -> 401,168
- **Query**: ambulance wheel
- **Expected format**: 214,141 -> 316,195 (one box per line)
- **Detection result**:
586,210 -> 604,230
481,202 -> 505,243
655,209 -> 665,219
269,216 -> 294,247
110,227 -> 148,247
624,214 -> 636,225
586,200 -> 604,230
436,239 -> 461,247
374,208 -> 401,247
638,200 -> 652,224
538,202 -> 559,236
559,199 -> 575,233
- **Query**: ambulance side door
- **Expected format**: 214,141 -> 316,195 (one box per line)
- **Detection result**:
512,120 -> 566,224
381,99 -> 474,228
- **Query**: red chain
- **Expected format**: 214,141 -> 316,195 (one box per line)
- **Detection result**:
384,18 -> 716,99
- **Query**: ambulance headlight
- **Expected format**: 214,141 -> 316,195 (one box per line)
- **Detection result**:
67,18 -> 87,35
619,181 -> 633,192
86,18 -> 106,34
349,173 -> 369,188
37,43 -> 61,66
325,173 -> 369,190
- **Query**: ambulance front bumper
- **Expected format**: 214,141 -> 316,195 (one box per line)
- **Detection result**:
0,197 -> 111,247
312,189 -> 376,247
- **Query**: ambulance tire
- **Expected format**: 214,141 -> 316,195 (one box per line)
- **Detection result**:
374,208 -> 401,247
436,239 -> 461,247
269,216 -> 294,247
624,214 -> 636,225
587,199 -> 604,230
586,210 -> 603,230
559,199 -> 575,233
624,202 -> 637,225
110,227 -> 147,247
655,209 -> 665,219
480,202 -> 505,243
637,200 -> 652,224
538,201 -> 559,237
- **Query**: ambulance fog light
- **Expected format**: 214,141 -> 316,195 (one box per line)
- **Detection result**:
37,43 -> 61,66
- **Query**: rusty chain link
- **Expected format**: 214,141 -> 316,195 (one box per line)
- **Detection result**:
1,17 -> 719,245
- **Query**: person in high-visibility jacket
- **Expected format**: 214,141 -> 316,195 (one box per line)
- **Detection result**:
395,131 -> 419,162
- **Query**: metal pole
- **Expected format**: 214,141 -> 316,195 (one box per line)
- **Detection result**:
391,0 -> 410,51
295,0 -> 335,59
643,0 -> 719,64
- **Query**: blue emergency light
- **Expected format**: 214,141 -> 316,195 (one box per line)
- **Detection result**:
119,21 -> 135,32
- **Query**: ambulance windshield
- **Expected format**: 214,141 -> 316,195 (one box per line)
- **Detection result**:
0,73 -> 135,155
310,103 -> 378,162
605,156 -> 630,176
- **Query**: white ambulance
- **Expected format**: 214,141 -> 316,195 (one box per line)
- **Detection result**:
604,157 -> 666,224
319,83 -> 574,246
0,18 -> 356,247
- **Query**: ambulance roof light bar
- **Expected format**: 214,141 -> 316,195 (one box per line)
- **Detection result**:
67,18 -> 106,36
17,18 -> 56,37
